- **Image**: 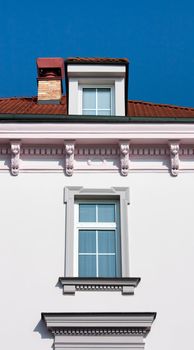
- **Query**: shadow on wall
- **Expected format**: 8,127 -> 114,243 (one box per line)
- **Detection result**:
34,319 -> 53,339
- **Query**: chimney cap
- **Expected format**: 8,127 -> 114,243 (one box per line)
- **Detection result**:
37,58 -> 65,79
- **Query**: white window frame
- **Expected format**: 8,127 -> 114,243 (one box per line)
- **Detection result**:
74,200 -> 121,277
64,187 -> 130,278
78,84 -> 115,116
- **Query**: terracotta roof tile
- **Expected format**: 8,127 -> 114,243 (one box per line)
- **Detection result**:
66,57 -> 129,64
0,95 -> 194,118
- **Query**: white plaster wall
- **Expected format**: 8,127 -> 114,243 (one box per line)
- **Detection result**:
0,171 -> 194,350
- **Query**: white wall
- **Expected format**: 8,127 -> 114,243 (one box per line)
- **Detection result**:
0,171 -> 193,350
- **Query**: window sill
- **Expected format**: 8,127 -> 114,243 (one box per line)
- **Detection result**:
58,277 -> 140,295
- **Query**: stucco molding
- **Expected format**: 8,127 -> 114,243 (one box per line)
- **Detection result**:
168,140 -> 180,176
10,140 -> 21,176
64,140 -> 75,176
119,140 -> 130,176
58,277 -> 140,295
42,312 -> 156,350
2,142 -> 194,174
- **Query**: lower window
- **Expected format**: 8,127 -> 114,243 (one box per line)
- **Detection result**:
75,201 -> 121,277
64,187 -> 130,278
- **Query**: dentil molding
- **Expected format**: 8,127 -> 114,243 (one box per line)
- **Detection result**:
59,277 -> 140,295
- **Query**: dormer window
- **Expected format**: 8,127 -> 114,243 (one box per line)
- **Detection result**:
82,87 -> 113,116
66,57 -> 129,116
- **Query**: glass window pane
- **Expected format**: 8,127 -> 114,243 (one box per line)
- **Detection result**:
79,204 -> 96,222
98,204 -> 115,222
97,88 -> 111,109
79,255 -> 96,277
98,230 -> 115,253
83,110 -> 96,115
97,109 -> 111,116
98,255 -> 116,277
83,88 -> 96,109
79,230 -> 96,253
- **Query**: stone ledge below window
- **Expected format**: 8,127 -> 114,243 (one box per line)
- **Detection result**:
58,277 -> 140,295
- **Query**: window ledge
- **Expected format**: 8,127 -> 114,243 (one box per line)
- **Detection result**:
58,277 -> 140,295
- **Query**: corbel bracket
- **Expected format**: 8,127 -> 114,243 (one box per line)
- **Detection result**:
119,140 -> 130,176
10,140 -> 21,176
64,141 -> 75,176
169,141 -> 180,176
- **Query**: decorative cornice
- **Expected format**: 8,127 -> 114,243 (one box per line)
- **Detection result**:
10,140 -> 21,176
64,140 -> 75,176
42,312 -> 156,339
59,277 -> 140,295
169,140 -> 180,176
1,142 -> 194,175
119,140 -> 130,176
41,312 -> 156,350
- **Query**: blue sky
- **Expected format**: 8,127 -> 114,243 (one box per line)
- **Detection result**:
0,0 -> 194,107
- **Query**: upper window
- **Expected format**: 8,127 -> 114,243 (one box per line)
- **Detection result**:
74,201 -> 121,277
82,87 -> 113,115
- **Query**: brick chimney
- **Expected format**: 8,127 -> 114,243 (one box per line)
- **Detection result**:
37,58 -> 64,104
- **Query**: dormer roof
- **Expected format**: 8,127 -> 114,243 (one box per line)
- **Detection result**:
66,57 -> 129,65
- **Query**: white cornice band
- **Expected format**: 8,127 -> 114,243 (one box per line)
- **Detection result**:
1,123 -> 194,141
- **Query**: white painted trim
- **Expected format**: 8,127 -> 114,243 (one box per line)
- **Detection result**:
1,123 -> 194,141
68,79 -> 79,115
67,65 -> 126,75
69,76 -> 123,115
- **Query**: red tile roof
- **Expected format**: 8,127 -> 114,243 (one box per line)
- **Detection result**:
0,95 -> 194,118
0,96 -> 67,115
127,100 -> 194,118
66,57 -> 129,64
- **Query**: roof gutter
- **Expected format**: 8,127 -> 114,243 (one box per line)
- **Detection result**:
0,114 -> 194,123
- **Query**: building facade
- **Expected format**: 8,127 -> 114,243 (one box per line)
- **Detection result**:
0,57 -> 194,350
